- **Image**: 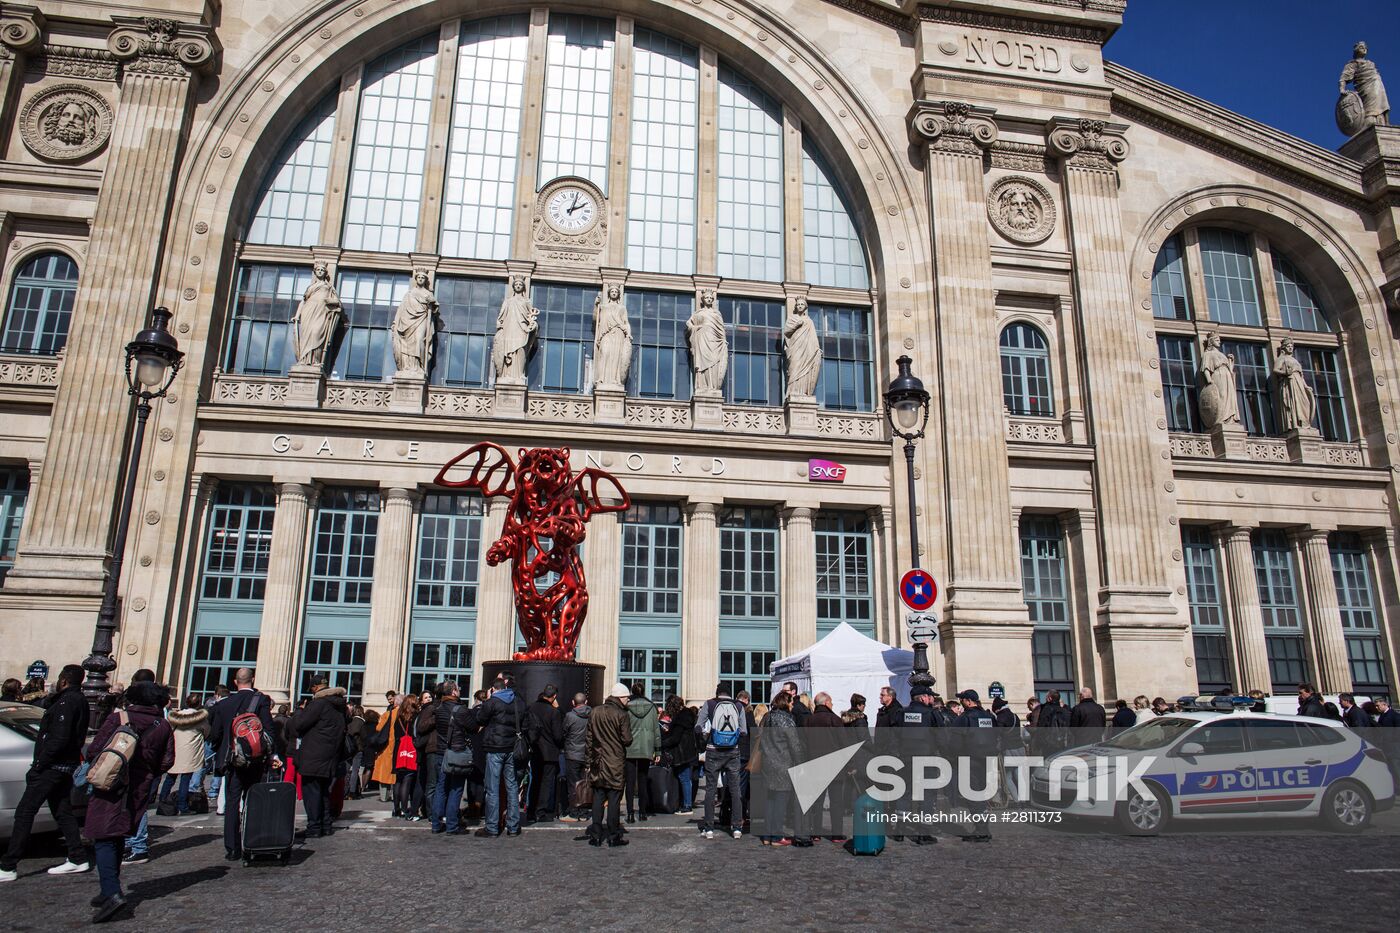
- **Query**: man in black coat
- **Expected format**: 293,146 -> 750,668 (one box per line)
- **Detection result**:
430,680 -> 463,834
293,674 -> 348,837
951,690 -> 998,841
0,664 -> 90,880
469,674 -> 537,837
207,667 -> 278,860
1339,693 -> 1370,729
874,686 -> 903,729
1296,683 -> 1328,719
1069,688 -> 1107,736
527,685 -> 565,823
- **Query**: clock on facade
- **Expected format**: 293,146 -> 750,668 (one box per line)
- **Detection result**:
544,185 -> 598,233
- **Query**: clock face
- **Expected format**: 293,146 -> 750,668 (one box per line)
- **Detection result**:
545,186 -> 598,233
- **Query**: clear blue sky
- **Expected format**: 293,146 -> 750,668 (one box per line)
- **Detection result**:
1104,1 -> 1400,150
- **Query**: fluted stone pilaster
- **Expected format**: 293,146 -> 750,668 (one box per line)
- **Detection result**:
1297,529 -> 1351,693
1221,526 -> 1270,693
578,502 -> 622,681
473,498 -> 516,683
5,17 -> 217,593
363,488 -> 418,698
257,484 -> 315,703
0,5 -> 44,129
781,507 -> 816,653
683,501 -> 720,700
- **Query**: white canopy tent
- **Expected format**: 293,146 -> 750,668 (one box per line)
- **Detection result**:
769,622 -> 916,710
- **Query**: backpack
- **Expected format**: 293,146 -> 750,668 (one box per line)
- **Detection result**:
510,700 -> 531,767
709,698 -> 743,749
1040,704 -> 1072,752
395,733 -> 418,771
87,711 -> 152,793
228,691 -> 270,769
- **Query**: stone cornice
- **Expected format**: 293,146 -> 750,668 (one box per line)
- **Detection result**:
1046,116 -> 1129,169
0,3 -> 44,56
1105,61 -> 1365,208
909,99 -> 999,155
823,0 -> 912,32
108,15 -> 218,77
914,3 -> 1116,44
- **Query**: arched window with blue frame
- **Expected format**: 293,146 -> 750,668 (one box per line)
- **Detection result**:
999,322 -> 1053,417
2,252 -> 79,355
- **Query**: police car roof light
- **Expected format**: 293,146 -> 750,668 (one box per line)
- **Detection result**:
1175,695 -> 1255,712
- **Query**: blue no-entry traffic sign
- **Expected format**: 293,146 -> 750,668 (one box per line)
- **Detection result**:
899,569 -> 938,612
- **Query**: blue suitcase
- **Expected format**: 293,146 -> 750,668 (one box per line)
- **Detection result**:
848,792 -> 884,856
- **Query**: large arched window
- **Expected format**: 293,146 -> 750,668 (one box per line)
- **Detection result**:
999,323 -> 1053,417
1151,225 -> 1352,443
2,252 -> 78,356
226,14 -> 873,410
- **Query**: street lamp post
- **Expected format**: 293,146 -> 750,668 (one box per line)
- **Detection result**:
884,355 -> 933,686
82,307 -> 184,727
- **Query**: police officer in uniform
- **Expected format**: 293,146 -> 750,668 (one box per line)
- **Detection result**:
951,689 -> 997,841
897,685 -> 941,844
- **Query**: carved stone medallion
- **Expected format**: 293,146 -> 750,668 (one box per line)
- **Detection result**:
987,175 -> 1056,245
19,84 -> 113,162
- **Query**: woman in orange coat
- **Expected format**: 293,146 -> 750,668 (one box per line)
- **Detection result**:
371,699 -> 402,800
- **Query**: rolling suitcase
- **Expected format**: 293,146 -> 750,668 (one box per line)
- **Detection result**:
242,781 -> 296,864
648,765 -> 677,814
847,792 -> 884,856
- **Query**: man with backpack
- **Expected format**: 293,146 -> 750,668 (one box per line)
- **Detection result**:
468,673 -> 536,838
0,663 -> 90,884
1032,689 -> 1072,758
207,667 -> 278,860
695,683 -> 747,840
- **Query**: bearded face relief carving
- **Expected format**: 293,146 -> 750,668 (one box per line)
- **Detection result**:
20,85 -> 113,161
987,175 -> 1056,245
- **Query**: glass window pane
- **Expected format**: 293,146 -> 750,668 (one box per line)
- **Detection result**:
717,67 -> 783,282
1272,251 -> 1329,333
627,31 -> 698,275
332,270 -> 409,382
0,466 -> 29,584
441,16 -> 529,260
1151,234 -> 1192,321
2,252 -> 80,356
1156,335 -> 1201,433
224,263 -> 311,376
721,297 -> 783,406
539,14 -> 614,190
1198,228 -> 1262,326
527,283 -> 597,394
248,94 -> 336,248
1221,340 -> 1275,436
431,276 -> 507,388
811,304 -> 873,412
999,323 -> 1053,417
802,143 -> 868,289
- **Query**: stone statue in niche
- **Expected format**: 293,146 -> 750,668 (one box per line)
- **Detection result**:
783,297 -> 822,400
1197,331 -> 1239,428
493,275 -> 539,384
1337,41 -> 1390,136
1274,337 -> 1317,432
592,284 -> 632,390
393,269 -> 438,377
291,261 -> 342,368
687,288 -> 727,395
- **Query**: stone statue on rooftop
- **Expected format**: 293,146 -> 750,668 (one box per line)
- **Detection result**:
1337,41 -> 1390,136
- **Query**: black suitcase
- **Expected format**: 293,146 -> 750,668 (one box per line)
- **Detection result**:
648,765 -> 678,814
242,781 -> 296,864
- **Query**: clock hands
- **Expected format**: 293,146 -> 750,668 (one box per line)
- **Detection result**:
566,193 -> 584,216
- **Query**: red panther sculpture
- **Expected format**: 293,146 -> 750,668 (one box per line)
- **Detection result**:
433,443 -> 630,661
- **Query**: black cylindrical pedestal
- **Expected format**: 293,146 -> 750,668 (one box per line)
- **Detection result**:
481,659 -> 606,707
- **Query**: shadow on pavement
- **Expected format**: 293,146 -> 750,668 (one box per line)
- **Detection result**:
127,864 -> 229,900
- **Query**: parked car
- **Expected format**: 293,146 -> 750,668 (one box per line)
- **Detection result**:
1030,706 -> 1396,834
0,701 -> 56,839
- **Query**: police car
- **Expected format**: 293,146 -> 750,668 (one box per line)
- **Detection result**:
1029,697 -> 1396,834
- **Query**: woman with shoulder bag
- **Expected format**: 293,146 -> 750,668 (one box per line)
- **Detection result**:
84,682 -> 175,923
392,695 -> 421,819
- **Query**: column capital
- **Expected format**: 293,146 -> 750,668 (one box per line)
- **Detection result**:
1217,523 -> 1254,545
276,481 -> 316,505
1046,117 -> 1130,169
108,16 -> 218,76
1287,525 -> 1333,545
381,485 -> 422,507
0,4 -> 45,56
781,505 -> 814,525
685,499 -> 719,523
909,100 -> 998,154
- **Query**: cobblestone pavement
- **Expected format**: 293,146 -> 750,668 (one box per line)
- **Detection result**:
4,798 -> 1400,931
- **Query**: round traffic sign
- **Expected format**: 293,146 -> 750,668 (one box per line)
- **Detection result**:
899,569 -> 938,612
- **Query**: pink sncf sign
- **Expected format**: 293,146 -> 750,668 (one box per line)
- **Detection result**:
808,458 -> 847,483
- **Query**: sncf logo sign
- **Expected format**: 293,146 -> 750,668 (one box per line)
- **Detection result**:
808,458 -> 847,483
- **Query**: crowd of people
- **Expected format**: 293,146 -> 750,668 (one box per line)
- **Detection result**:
2,666 -> 1399,920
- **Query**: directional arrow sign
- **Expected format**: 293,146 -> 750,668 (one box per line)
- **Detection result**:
905,610 -> 939,644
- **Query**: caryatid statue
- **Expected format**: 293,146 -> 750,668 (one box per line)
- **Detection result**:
291,261 -> 342,368
592,283 -> 632,390
492,275 -> 539,384
1274,337 -> 1317,433
392,268 -> 438,376
783,297 -> 822,400
1337,41 -> 1390,135
687,288 -> 727,394
1198,331 -> 1239,428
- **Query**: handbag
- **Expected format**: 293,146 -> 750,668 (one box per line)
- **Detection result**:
442,711 -> 473,776
394,733 -> 418,771
510,700 -> 530,767
573,778 -> 594,809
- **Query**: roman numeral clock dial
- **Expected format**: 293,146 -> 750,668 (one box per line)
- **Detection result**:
545,186 -> 598,233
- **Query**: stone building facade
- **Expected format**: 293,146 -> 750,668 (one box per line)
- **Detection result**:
0,0 -> 1397,705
